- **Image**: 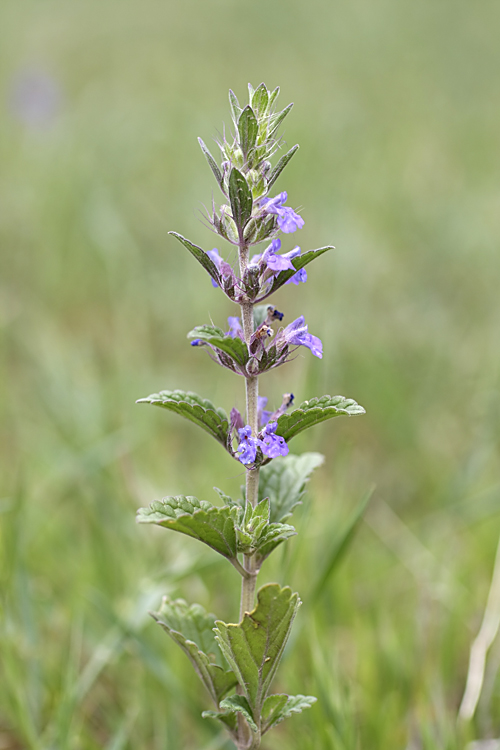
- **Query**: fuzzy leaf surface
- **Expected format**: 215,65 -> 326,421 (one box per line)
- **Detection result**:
255,453 -> 325,523
203,695 -> 257,734
169,232 -> 221,286
267,144 -> 299,189
229,168 -> 253,231
251,83 -> 269,117
197,138 -> 224,191
136,496 -> 238,560
151,596 -> 237,706
214,583 -> 300,713
188,325 -> 249,368
276,395 -> 366,442
238,106 -> 258,158
136,389 -> 228,446
259,246 -> 333,300
262,694 -> 317,733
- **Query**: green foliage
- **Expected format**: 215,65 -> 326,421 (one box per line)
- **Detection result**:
136,389 -> 229,446
267,144 -> 299,190
137,495 -> 239,560
236,497 -> 297,560
229,167 -> 253,231
187,324 -> 249,369
250,83 -> 270,118
214,584 -> 300,714
197,138 -> 224,192
254,452 -> 324,523
203,695 -> 257,735
168,231 -> 221,286
151,597 -> 237,706
260,246 -> 334,299
276,395 -> 365,442
238,106 -> 258,159
261,694 -> 317,733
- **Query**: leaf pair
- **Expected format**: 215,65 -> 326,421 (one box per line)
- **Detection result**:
136,494 -> 296,566
153,587 -> 316,738
209,584 -> 315,733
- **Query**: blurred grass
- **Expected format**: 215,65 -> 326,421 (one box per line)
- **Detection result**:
1,0 -> 500,747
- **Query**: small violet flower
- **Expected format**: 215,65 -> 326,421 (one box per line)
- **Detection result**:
260,191 -> 305,234
258,421 -> 289,458
258,396 -> 273,427
285,267 -> 308,286
260,239 -> 296,273
236,425 -> 258,465
227,316 -> 243,338
207,249 -> 223,288
278,315 -> 323,358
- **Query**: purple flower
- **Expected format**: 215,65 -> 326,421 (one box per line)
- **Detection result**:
236,426 -> 258,464
258,422 -> 289,458
227,316 -> 243,338
191,339 -> 204,346
258,396 -> 273,427
285,268 -> 308,286
207,249 -> 223,288
260,239 -> 296,273
277,315 -> 323,359
260,192 -> 305,234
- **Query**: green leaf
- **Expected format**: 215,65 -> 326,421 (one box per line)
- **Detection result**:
268,86 -> 280,112
312,488 -> 373,600
256,453 -> 325,523
136,389 -> 229,447
259,246 -> 333,300
229,89 -> 242,126
188,325 -> 249,369
151,596 -> 237,706
276,395 -> 366,443
268,103 -> 293,139
136,495 -> 239,560
254,522 -> 297,561
267,144 -> 299,190
197,138 -> 224,191
262,693 -> 317,733
238,106 -> 258,158
251,83 -> 269,117
229,168 -> 253,231
201,708 -> 237,734
168,232 -> 220,287
214,583 -> 300,713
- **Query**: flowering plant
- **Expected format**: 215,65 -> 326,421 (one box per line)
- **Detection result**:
136,84 -> 365,749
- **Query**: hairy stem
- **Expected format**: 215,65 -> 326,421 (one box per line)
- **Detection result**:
237,239 -> 261,750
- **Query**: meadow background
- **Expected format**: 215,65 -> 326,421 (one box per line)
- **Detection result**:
1,0 -> 500,748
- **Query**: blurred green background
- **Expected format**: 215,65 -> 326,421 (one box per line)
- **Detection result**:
1,0 -> 500,747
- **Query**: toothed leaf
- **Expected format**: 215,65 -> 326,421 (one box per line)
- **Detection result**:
254,453 -> 325,523
203,695 -> 257,733
262,693 -> 317,733
136,389 -> 228,447
276,395 -> 366,443
137,495 -> 238,560
151,597 -> 237,706
214,583 -> 300,713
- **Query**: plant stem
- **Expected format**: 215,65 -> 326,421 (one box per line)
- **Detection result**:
237,239 -> 261,750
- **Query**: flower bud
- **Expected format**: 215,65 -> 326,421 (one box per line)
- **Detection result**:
247,169 -> 266,200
